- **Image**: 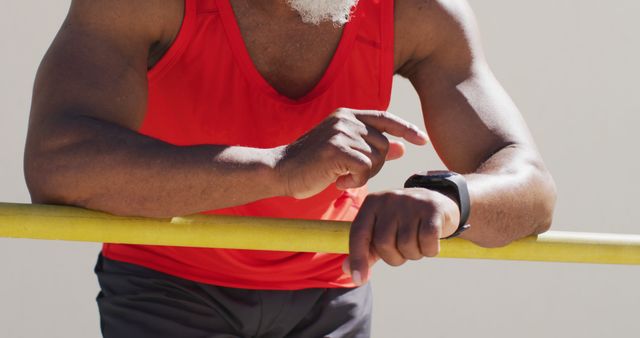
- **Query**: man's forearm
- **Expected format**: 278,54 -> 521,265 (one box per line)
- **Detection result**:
25,117 -> 285,218
458,145 -> 557,247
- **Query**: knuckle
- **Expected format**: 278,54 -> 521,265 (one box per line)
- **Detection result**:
380,137 -> 390,151
369,140 -> 385,155
354,122 -> 368,135
420,203 -> 442,218
350,155 -> 372,170
397,237 -> 413,250
370,155 -> 384,170
397,227 -> 421,260
327,131 -> 342,142
420,221 -> 440,238
419,196 -> 439,210
386,256 -> 406,267
398,243 -> 421,260
369,191 -> 399,204
350,216 -> 370,232
403,250 -> 423,261
398,242 -> 417,258
409,252 -> 423,260
333,108 -> 351,118
418,223 -> 440,240
422,244 -> 440,257
384,191 -> 405,202
332,120 -> 351,135
374,236 -> 396,253
371,194 -> 391,206
361,195 -> 383,209
356,139 -> 374,155
419,223 -> 441,257
372,191 -> 391,201
325,115 -> 341,128
396,227 -> 415,247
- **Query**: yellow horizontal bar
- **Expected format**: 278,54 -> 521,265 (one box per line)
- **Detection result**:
1,202 -> 639,265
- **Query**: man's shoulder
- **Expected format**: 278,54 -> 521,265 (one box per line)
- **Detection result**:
394,0 -> 476,74
68,0 -> 184,67
395,0 -> 473,31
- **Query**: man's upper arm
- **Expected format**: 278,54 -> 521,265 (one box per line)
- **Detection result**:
397,0 -> 540,174
28,0 -> 178,132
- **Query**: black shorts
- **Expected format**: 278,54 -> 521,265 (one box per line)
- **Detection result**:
95,254 -> 372,338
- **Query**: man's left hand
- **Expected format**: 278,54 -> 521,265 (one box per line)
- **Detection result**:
344,188 -> 461,285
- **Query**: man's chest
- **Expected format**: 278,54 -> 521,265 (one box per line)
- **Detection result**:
230,2 -> 346,100
150,1 -> 420,99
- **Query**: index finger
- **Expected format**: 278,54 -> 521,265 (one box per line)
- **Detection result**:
353,110 -> 429,146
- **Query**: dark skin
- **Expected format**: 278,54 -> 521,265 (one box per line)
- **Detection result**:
25,0 -> 557,286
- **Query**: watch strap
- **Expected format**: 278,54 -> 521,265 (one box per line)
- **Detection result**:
404,171 -> 471,239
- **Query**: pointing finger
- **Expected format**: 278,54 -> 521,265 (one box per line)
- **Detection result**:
354,110 -> 429,146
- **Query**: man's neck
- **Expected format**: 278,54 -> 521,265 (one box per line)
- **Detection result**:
234,0 -> 300,21
233,0 -> 358,26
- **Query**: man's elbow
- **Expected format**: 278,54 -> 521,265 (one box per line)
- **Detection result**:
503,168 -> 557,246
24,151 -> 84,206
471,168 -> 557,249
532,164 -> 557,233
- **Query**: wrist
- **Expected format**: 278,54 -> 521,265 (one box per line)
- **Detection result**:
267,146 -> 290,197
437,189 -> 462,238
404,171 -> 471,238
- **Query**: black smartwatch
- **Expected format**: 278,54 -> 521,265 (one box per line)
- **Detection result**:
404,171 -> 471,239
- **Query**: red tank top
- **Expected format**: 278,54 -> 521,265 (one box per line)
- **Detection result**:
102,0 -> 394,290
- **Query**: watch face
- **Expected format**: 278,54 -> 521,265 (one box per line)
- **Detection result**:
405,171 -> 460,189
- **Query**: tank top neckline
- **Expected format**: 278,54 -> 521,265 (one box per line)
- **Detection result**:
216,0 -> 362,105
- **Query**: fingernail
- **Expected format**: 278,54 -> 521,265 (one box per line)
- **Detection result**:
352,270 -> 362,285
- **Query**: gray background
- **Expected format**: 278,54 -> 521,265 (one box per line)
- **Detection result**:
1,1 -> 638,337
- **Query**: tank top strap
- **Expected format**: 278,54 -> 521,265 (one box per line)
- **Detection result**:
147,0 -> 197,82
352,0 -> 395,108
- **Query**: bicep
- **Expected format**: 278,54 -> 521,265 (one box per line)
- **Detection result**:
412,62 -> 536,173
29,0 -> 158,133
405,0 -> 536,173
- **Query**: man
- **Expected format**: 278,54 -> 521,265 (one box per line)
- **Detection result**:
24,0 -> 556,337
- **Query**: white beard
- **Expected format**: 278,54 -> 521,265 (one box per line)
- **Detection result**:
287,0 -> 359,26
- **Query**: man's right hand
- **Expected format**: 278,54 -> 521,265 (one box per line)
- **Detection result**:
276,108 -> 429,199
